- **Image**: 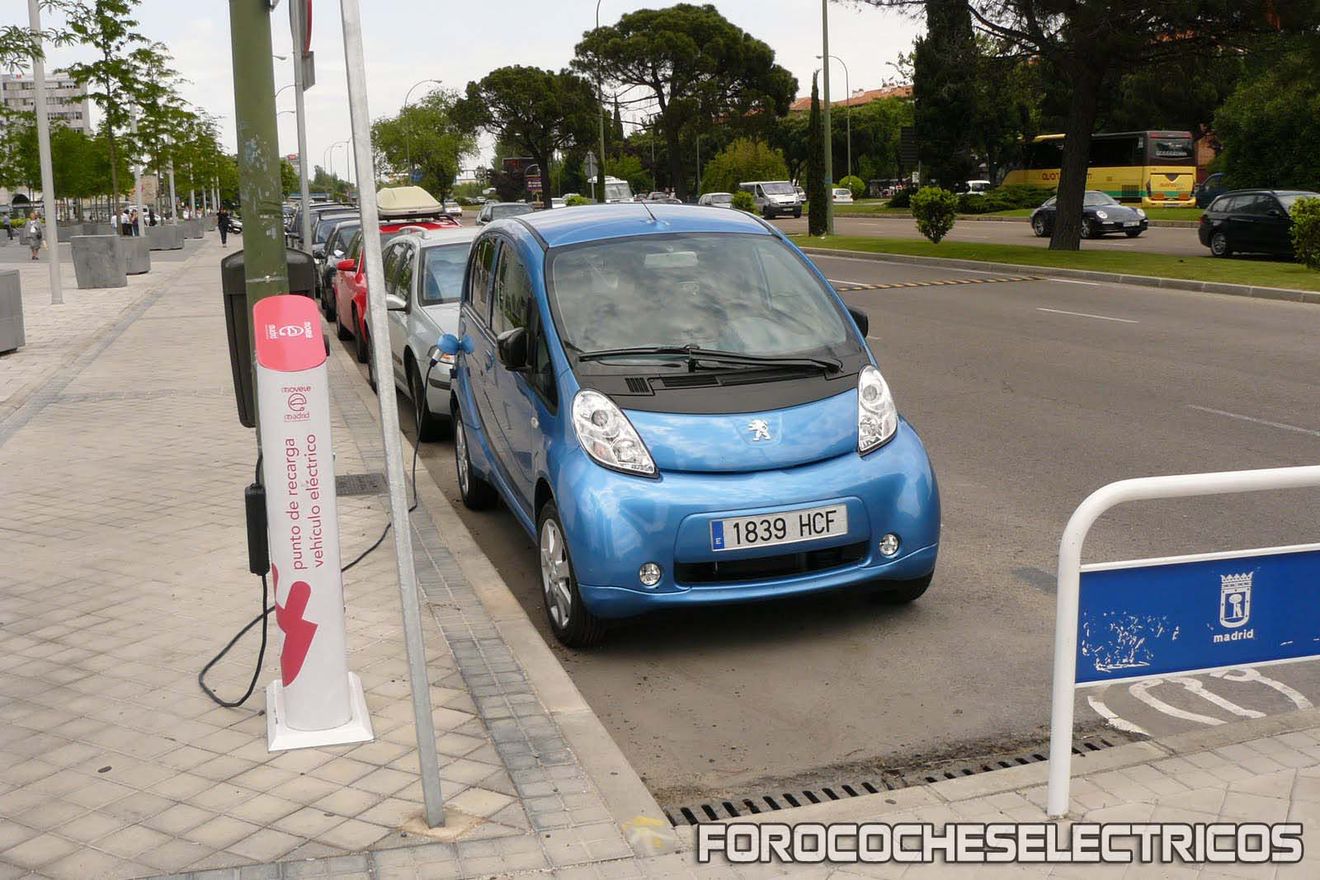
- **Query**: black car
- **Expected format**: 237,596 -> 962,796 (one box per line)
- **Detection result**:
317,218 -> 360,320
1194,172 -> 1226,209
1030,190 -> 1148,239
1198,189 -> 1319,258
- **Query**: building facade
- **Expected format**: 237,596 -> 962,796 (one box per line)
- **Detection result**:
0,72 -> 93,133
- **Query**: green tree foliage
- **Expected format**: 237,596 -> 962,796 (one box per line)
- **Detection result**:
848,97 -> 913,183
1290,198 -> 1320,270
806,74 -> 827,236
839,175 -> 866,200
606,154 -> 649,195
911,186 -> 958,243
574,3 -> 797,201
457,66 -> 598,209
62,0 -> 171,205
861,0 -> 1320,251
770,110 -> 810,186
1214,45 -> 1320,190
731,190 -> 755,212
912,0 -> 979,186
371,88 -> 475,201
700,138 -> 788,195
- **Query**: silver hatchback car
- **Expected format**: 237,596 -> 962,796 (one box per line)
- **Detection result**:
381,227 -> 480,439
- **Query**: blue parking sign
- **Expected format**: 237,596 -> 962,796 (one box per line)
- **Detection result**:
1076,544 -> 1320,685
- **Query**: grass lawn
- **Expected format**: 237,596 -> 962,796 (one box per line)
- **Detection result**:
791,235 -> 1320,292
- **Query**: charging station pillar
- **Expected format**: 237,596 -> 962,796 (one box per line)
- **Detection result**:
254,294 -> 373,751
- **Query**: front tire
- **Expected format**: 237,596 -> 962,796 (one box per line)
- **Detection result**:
1080,219 -> 1097,239
454,409 -> 497,510
870,573 -> 933,605
409,360 -> 448,442
762,208 -> 775,220
1031,215 -> 1049,237
1210,230 -> 1232,257
793,209 -> 802,219
538,502 -> 606,648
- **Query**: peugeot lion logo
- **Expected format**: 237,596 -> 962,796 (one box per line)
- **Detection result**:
748,419 -> 772,442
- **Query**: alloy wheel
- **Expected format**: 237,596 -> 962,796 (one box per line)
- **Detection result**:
455,419 -> 470,494
540,518 -> 573,628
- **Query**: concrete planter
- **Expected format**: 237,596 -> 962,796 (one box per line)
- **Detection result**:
116,236 -> 151,275
0,270 -> 23,353
71,235 -> 127,289
87,223 -> 115,236
183,219 -> 203,239
58,222 -> 87,238
146,225 -> 184,251
203,216 -> 216,232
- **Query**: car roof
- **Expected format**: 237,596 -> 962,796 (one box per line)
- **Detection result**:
511,203 -> 771,248
417,227 -> 481,245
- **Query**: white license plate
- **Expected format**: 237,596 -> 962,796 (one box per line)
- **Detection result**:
710,504 -> 848,552
1124,221 -> 1140,227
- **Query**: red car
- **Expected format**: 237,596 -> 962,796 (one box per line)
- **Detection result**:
333,217 -> 458,366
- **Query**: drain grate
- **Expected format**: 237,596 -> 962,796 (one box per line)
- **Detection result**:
335,472 -> 387,497
663,735 -> 1124,826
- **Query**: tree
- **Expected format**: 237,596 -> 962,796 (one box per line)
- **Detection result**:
806,74 -> 828,235
770,111 -> 811,186
606,154 -> 649,195
860,0 -> 1320,250
457,66 -> 598,209
574,3 -> 797,201
700,138 -> 788,194
372,88 -> 475,201
912,0 -> 980,186
1214,42 -> 1320,189
62,0 -> 170,206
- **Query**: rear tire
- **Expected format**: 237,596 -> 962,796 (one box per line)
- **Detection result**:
538,502 -> 606,648
354,310 -> 369,363
335,306 -> 351,340
454,409 -> 497,510
1210,230 -> 1232,257
870,573 -> 932,605
1031,215 -> 1049,237
1080,219 -> 1097,239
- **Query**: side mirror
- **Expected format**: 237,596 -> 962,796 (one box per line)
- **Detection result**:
386,294 -> 407,311
336,259 -> 356,272
496,327 -> 529,372
847,307 -> 870,338
312,244 -> 325,258
1268,208 -> 1283,218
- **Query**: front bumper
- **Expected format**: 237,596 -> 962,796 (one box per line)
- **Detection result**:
556,421 -> 941,619
425,366 -> 454,417
1094,218 -> 1148,234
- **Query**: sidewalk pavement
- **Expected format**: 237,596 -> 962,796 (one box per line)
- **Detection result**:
2,235 -> 1318,879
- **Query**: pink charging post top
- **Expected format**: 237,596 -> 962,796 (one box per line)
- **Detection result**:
253,295 -> 325,372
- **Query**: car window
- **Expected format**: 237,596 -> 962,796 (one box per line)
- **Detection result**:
1279,192 -> 1320,211
1238,194 -> 1275,215
548,233 -> 856,359
394,245 -> 415,303
1210,195 -> 1239,213
1042,196 -> 1057,208
1083,192 -> 1117,207
490,204 -> 533,221
491,243 -> 532,336
419,243 -> 469,305
466,238 -> 497,326
381,242 -> 404,292
347,231 -> 363,262
526,310 -> 557,407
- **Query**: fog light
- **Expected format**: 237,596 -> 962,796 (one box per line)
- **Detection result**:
639,562 -> 662,587
879,533 -> 901,557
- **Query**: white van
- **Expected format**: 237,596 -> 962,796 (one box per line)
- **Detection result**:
603,176 -> 634,204
738,181 -> 802,219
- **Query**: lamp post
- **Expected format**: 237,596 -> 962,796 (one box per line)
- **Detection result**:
26,0 -> 63,304
402,78 -> 443,180
817,53 -> 851,180
820,0 -> 834,235
695,134 -> 703,198
594,0 -> 607,204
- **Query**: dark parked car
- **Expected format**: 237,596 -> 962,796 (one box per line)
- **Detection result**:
1030,191 -> 1148,239
1198,189 -> 1320,258
317,218 -> 360,320
1194,172 -> 1226,209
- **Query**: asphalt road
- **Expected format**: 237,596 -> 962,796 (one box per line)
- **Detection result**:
771,214 -> 1210,258
339,255 -> 1320,810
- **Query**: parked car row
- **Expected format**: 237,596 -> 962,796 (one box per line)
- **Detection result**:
323,195 -> 940,648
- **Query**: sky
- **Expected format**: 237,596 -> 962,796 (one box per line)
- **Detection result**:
16,0 -> 923,182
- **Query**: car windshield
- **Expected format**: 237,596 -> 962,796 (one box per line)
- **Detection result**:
315,215 -> 354,244
418,243 -> 469,305
328,222 -> 360,252
709,194 -> 732,204
1084,192 -> 1118,206
833,189 -> 850,196
548,234 -> 856,361
491,204 -> 533,220
1278,192 -> 1320,211
760,182 -> 795,195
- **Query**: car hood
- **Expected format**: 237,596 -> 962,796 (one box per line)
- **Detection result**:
624,387 -> 857,473
419,302 -> 460,329
1088,203 -> 1142,218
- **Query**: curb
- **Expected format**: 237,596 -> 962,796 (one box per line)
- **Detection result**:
801,247 -> 1320,304
337,355 -> 684,858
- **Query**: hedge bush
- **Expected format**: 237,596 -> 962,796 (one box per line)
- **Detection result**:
565,194 -> 591,207
957,184 -> 1055,214
910,187 -> 959,244
887,189 -> 912,209
839,175 -> 866,200
1292,197 -> 1320,270
731,190 -> 756,212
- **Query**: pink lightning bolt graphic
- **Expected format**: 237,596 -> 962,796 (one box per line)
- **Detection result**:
272,563 -> 318,686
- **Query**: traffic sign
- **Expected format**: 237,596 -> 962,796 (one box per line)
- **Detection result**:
527,176 -> 542,193
584,152 -> 599,180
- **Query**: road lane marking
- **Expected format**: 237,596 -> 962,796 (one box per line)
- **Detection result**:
1086,694 -> 1148,735
1171,677 -> 1264,719
1036,307 -> 1139,324
810,253 -> 1007,276
828,275 -> 1043,292
1185,405 -> 1320,438
1212,668 -> 1315,710
1050,278 -> 1102,286
1130,679 -> 1224,725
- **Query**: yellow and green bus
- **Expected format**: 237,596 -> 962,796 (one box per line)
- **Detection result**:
1001,131 -> 1197,207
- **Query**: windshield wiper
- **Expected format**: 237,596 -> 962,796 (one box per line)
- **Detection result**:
576,345 -> 841,373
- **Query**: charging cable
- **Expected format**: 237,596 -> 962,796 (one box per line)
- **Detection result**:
198,359 -> 436,708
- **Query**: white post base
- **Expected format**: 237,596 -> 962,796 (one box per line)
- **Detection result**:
266,672 -> 374,752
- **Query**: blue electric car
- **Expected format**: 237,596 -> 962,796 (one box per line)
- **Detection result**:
441,204 -> 940,647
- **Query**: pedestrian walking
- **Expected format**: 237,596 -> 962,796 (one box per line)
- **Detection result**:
24,212 -> 43,261
148,207 -> 157,227
131,209 -> 140,236
119,208 -> 131,236
217,207 -> 231,247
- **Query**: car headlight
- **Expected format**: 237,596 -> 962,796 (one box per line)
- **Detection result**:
572,389 -> 656,476
1095,210 -> 1109,220
427,345 -> 455,368
1136,208 -> 1147,218
858,365 -> 898,454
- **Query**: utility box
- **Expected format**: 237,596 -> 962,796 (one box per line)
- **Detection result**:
221,248 -> 317,427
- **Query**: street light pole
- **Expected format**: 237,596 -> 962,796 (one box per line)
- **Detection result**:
595,0 -> 607,204
26,0 -> 63,305
402,79 -> 442,182
820,0 -> 834,235
818,54 -> 851,180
